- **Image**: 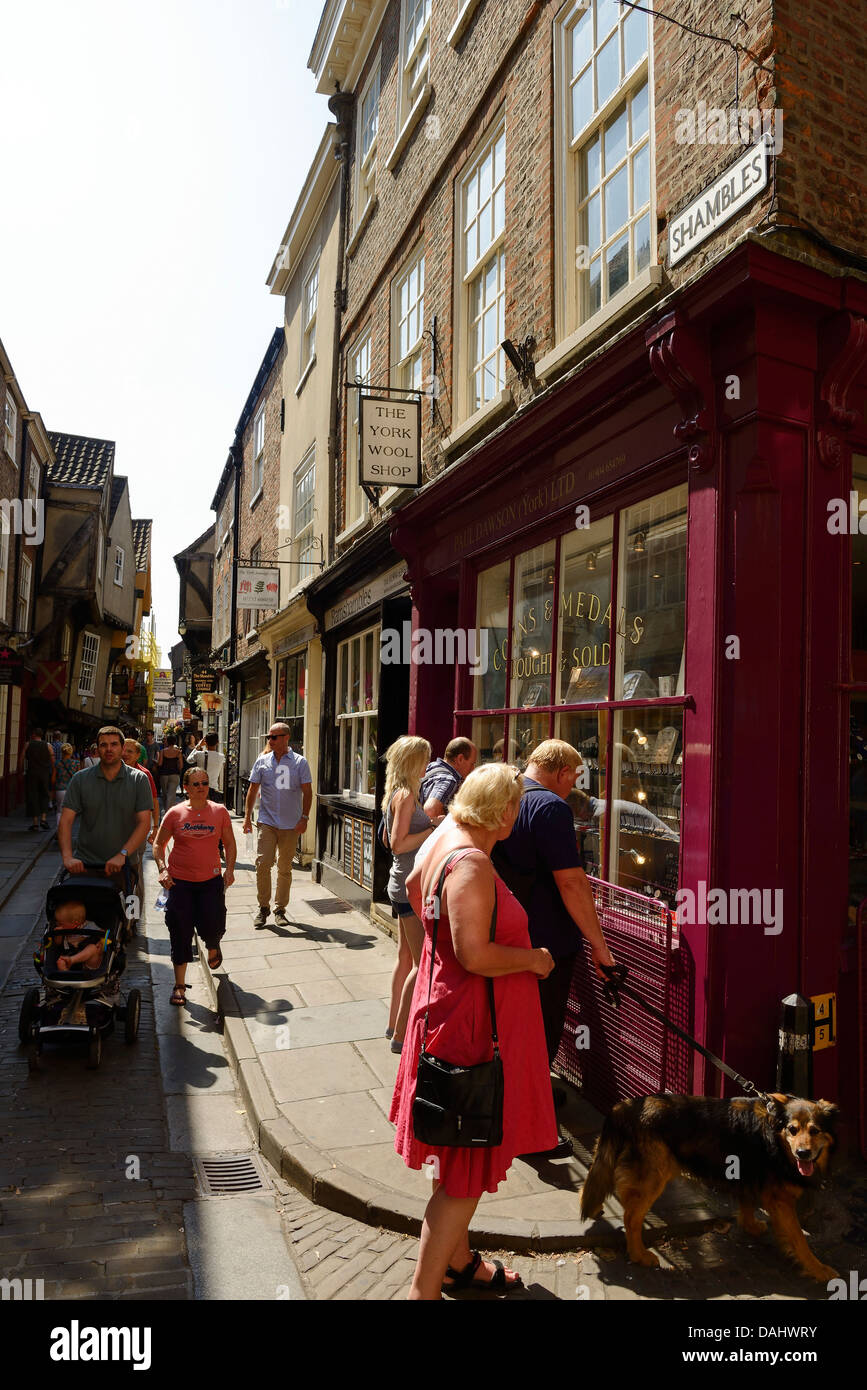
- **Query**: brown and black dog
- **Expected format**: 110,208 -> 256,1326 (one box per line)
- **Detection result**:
580,1093 -> 839,1281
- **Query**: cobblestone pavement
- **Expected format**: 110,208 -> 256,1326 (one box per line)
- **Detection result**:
272,1177 -> 862,1301
0,897 -> 197,1300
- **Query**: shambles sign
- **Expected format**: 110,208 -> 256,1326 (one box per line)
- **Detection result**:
669,136 -> 770,266
360,396 -> 421,489
237,567 -> 280,611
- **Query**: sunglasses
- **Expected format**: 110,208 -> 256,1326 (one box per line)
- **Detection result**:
267,733 -> 288,741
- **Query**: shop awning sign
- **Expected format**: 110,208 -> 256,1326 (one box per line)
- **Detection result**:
237,566 -> 280,611
669,136 -> 771,266
360,396 -> 422,489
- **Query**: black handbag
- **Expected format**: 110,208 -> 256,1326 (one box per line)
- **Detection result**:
412,851 -> 504,1148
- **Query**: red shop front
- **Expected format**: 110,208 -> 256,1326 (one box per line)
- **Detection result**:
391,239 -> 867,1151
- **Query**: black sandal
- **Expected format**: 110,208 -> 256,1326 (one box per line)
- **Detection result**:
442,1249 -> 523,1293
170,984 -> 190,1005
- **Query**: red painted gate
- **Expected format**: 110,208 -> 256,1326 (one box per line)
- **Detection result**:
554,879 -> 693,1111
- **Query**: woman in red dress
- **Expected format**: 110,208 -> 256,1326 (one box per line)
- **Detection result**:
390,763 -> 557,1300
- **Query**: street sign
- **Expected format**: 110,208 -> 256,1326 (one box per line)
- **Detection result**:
669,136 -> 770,266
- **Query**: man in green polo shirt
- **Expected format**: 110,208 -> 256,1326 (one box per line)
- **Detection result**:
58,726 -> 153,882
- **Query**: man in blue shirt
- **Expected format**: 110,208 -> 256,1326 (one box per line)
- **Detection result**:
242,722 -> 313,927
493,738 -> 615,1157
419,736 -> 477,822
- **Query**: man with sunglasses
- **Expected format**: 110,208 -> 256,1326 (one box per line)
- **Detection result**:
242,722 -> 313,927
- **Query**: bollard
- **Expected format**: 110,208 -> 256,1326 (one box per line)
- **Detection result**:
776,992 -> 813,1095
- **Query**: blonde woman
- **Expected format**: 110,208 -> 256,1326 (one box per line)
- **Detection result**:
390,764 -> 556,1300
383,736 -> 435,1053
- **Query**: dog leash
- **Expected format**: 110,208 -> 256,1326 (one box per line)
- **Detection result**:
599,963 -> 771,1104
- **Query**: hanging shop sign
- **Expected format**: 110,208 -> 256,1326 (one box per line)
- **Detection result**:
360,396 -> 422,489
191,669 -> 218,696
153,669 -> 173,697
669,136 -> 770,266
35,660 -> 67,698
111,672 -> 131,696
237,566 -> 280,611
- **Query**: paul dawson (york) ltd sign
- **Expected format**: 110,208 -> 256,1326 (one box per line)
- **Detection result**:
668,136 -> 770,267
360,396 -> 422,489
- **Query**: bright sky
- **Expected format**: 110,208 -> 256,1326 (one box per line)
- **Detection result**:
0,0 -> 329,662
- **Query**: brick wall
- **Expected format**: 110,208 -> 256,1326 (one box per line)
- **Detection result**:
330,0 -> 862,538
235,337 -> 286,662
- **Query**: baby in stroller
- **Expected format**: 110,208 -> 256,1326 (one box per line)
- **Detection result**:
50,900 -> 106,973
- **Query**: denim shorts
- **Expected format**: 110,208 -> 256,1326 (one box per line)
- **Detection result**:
392,900 -> 415,917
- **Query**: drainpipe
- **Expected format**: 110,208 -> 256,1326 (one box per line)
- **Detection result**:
326,89 -> 354,567
11,415 -> 28,637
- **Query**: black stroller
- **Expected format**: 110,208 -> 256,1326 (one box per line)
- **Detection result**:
18,873 -> 141,1069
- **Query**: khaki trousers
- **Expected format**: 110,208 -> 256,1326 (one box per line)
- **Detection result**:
256,824 -> 299,910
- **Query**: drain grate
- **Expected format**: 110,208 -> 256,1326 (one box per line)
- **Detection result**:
193,1152 -> 272,1196
307,899 -> 352,915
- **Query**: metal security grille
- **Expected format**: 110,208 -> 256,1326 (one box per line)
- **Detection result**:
554,877 -> 692,1111
194,1154 -> 271,1196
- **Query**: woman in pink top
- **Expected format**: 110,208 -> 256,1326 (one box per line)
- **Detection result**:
153,766 -> 236,1006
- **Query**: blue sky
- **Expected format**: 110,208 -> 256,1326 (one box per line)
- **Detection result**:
0,0 -> 329,660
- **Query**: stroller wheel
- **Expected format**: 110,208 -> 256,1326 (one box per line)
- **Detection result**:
18,988 -> 40,1045
124,989 -> 141,1044
86,1028 -> 102,1070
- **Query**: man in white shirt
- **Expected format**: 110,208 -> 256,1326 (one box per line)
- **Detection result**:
242,722 -> 312,927
187,733 -> 226,804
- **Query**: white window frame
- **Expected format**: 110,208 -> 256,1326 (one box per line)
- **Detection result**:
0,510 -> 10,626
392,244 -> 426,392
4,394 -> 17,464
78,631 -> 100,697
17,553 -> 32,634
293,447 -> 316,584
344,332 -> 372,532
113,545 -> 125,587
61,622 -> 71,661
398,0 -> 432,130
456,120 -> 506,421
97,527 -> 104,582
555,0 -> 653,341
335,624 -> 380,800
252,406 -> 266,498
301,260 -> 319,372
27,457 -> 39,505
354,56 -> 381,227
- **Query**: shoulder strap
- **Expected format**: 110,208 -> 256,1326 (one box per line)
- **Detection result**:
421,850 -> 499,1056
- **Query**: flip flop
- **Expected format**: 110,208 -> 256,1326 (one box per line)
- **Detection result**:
207,947 -> 223,970
170,984 -> 190,1005
442,1250 -> 523,1294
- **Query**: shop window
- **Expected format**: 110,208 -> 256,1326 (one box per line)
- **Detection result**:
336,625 -> 379,798
345,332 -> 371,530
275,651 -> 306,752
458,122 -> 506,417
558,515 -> 614,702
355,59 -> 380,227
556,0 -> 651,334
393,246 -> 425,392
617,483 -> 687,699
466,477 -> 685,906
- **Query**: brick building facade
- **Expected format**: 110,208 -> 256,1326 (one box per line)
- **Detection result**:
307,0 -> 867,1139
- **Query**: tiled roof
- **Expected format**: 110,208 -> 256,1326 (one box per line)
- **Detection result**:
109,475 -> 127,523
132,519 -> 152,573
47,432 -> 114,488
